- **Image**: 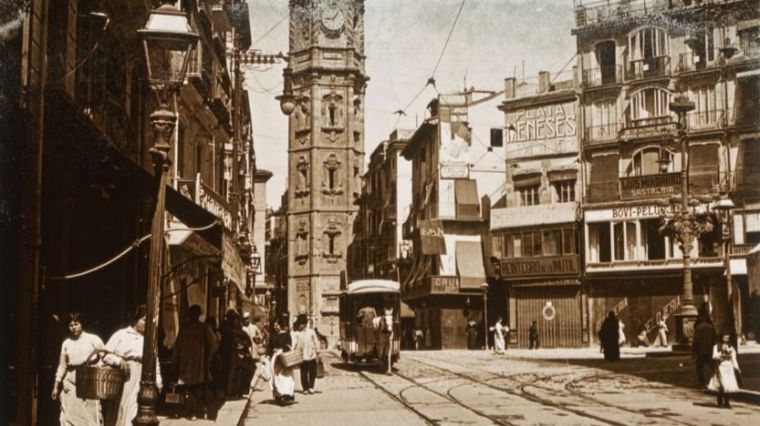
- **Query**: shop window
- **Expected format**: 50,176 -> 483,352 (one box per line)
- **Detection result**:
519,185 -> 540,206
491,235 -> 503,258
562,228 -> 576,255
613,221 -> 637,261
542,230 -> 561,256
642,219 -> 666,260
553,179 -> 576,203
588,223 -> 611,262
506,233 -> 522,258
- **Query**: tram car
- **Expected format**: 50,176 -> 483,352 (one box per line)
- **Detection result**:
339,279 -> 401,368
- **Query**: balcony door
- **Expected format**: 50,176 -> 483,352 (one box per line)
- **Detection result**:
595,41 -> 617,84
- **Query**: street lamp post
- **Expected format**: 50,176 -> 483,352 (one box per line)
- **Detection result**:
714,195 -> 738,344
658,95 -> 714,351
481,282 -> 489,351
134,3 -> 197,425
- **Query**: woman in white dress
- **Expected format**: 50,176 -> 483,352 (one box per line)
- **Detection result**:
52,312 -> 105,426
708,333 -> 741,409
102,305 -> 162,426
269,318 -> 298,404
493,318 -> 506,354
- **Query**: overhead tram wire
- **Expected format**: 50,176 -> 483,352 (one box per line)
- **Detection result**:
252,12 -> 288,46
392,0 -> 467,127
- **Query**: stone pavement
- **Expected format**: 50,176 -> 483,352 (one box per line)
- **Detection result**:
161,347 -> 760,425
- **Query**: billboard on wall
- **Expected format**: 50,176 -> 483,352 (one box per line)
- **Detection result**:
506,101 -> 578,158
439,121 -> 471,179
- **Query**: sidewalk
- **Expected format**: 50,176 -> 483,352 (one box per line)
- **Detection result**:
157,398 -> 247,425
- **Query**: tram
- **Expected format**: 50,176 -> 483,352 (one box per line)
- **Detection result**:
339,279 -> 401,369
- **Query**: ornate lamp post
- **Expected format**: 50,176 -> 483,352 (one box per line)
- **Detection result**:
277,66 -> 297,116
135,3 -> 197,425
481,282 -> 489,351
714,194 -> 738,343
658,95 -> 714,351
246,246 -> 261,298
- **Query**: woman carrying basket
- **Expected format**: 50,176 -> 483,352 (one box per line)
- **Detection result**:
102,305 -> 162,426
52,312 -> 106,425
268,318 -> 298,405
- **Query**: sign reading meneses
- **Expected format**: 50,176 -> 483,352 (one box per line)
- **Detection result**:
506,102 -> 578,158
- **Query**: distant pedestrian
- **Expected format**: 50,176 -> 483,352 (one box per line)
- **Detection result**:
618,320 -> 627,347
466,321 -> 479,350
52,312 -> 105,426
296,315 -> 321,394
414,328 -> 423,350
529,321 -> 540,349
599,311 -> 620,361
635,326 -> 650,348
693,305 -> 717,388
654,317 -> 669,347
242,313 -> 263,360
424,327 -> 432,349
708,333 -> 741,408
493,317 -> 506,354
172,305 -> 217,420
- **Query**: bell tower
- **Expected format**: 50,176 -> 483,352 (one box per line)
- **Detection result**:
286,0 -> 367,342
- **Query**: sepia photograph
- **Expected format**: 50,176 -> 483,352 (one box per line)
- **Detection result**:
1,0 -> 759,424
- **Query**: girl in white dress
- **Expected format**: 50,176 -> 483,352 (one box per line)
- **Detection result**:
103,305 -> 162,426
52,312 -> 105,426
493,318 -> 506,354
708,333 -> 741,409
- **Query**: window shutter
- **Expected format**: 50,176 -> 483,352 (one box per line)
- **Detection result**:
689,144 -> 719,194
588,153 -> 619,202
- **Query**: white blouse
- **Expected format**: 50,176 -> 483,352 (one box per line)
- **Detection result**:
55,332 -> 105,382
104,326 -> 162,387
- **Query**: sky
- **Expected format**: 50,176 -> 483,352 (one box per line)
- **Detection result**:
246,0 -> 577,209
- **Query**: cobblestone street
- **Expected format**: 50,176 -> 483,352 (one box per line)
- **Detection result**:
241,350 -> 760,425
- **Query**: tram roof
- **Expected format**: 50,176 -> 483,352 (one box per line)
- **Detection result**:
346,279 -> 400,295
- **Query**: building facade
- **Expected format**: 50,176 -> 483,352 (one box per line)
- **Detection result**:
285,0 -> 368,344
573,0 -> 760,343
490,73 -> 586,348
401,91 -> 505,349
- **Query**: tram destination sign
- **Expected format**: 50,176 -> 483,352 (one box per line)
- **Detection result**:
620,172 -> 681,200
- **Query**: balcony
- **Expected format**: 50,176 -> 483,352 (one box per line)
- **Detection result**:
586,256 -> 723,273
584,123 -> 620,146
573,0 -> 731,29
675,51 -> 717,74
491,203 -> 578,230
731,243 -> 756,256
622,115 -> 675,139
687,109 -> 723,131
627,56 -> 670,80
582,66 -> 623,87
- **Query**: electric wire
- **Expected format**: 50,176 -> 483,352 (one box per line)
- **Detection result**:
252,13 -> 288,46
431,0 -> 467,78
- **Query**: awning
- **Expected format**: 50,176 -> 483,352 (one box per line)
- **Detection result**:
455,240 -> 486,290
547,168 -> 578,182
513,172 -> 542,188
400,301 -> 415,318
454,179 -> 480,220
222,232 -> 247,294
727,258 -> 747,276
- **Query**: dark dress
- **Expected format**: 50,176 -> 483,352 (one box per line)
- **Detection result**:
599,316 -> 620,361
218,323 -> 253,396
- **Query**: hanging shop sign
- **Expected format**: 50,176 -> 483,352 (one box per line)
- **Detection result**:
542,301 -> 556,321
429,276 -> 460,294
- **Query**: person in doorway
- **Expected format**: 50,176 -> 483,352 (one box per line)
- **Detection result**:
172,305 -> 217,420
599,311 -> 621,361
103,305 -> 162,426
693,305 -> 718,389
654,317 -> 669,347
296,315 -> 321,394
529,321 -> 540,349
493,317 -> 506,354
52,312 -> 105,426
708,333 -> 741,408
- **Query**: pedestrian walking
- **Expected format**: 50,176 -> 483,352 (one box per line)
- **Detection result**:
269,318 -> 297,405
708,333 -> 741,408
618,320 -> 627,347
598,311 -> 621,361
493,317 -> 506,354
171,305 -> 217,420
693,305 -> 717,388
248,348 -> 272,397
102,305 -> 162,426
654,317 -> 669,347
414,328 -> 423,350
52,312 -> 105,426
296,314 -> 321,393
529,321 -> 540,349
466,321 -> 479,350
424,327 -> 432,349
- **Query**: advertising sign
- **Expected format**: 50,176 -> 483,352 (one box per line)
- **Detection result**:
419,219 -> 446,255
506,101 -> 578,158
499,255 -> 580,277
620,172 -> 681,200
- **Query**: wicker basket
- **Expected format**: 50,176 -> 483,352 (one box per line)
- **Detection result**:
278,350 -> 303,368
76,365 -> 126,400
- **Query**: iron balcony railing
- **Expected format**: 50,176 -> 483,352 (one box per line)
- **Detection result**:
675,51 -> 718,73
627,55 -> 671,80
573,0 -> 732,28
582,65 -> 624,87
687,109 -> 723,131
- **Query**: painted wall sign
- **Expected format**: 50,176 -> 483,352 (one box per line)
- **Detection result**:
585,204 -> 674,222
430,276 -> 460,294
440,164 -> 469,179
505,102 -> 578,158
620,172 -> 681,200
499,255 -> 580,277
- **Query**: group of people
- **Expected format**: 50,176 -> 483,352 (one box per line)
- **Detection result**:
599,306 -> 743,409
53,305 -> 327,424
53,306 -> 157,426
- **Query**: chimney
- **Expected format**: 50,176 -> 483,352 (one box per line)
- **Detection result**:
538,71 -> 551,94
504,77 -> 516,99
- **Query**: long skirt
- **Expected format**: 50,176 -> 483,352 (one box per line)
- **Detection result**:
59,371 -> 102,426
708,360 -> 740,393
270,352 -> 295,399
104,360 -> 141,426
493,332 -> 505,354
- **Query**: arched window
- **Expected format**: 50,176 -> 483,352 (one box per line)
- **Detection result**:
627,87 -> 671,126
627,27 -> 669,79
629,147 -> 677,176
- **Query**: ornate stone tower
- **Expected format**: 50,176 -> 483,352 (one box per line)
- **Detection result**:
286,0 -> 367,342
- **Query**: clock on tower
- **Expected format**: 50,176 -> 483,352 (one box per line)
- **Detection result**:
285,0 -> 367,347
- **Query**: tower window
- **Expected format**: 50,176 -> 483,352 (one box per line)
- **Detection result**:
329,104 -> 337,127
